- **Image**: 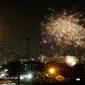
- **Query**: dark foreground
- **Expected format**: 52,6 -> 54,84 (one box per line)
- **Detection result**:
22,82 -> 84,85
21,80 -> 84,85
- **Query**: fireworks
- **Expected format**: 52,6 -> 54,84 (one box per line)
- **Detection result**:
65,56 -> 78,66
41,10 -> 85,48
40,38 -> 47,45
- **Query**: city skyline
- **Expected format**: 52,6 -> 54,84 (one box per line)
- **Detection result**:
0,0 -> 85,57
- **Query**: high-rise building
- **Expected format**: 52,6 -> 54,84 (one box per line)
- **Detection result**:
8,51 -> 15,62
0,25 -> 4,65
20,37 -> 32,60
0,37 -> 4,55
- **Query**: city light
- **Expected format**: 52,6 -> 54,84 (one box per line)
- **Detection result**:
4,69 -> 8,72
0,71 -> 8,78
46,63 -> 61,77
27,73 -> 33,79
75,78 -> 80,81
49,68 -> 55,74
20,75 -> 24,80
1,73 -> 5,77
48,67 -> 56,75
55,75 -> 65,82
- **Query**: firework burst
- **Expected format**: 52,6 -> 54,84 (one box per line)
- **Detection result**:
41,10 -> 85,48
65,55 -> 79,67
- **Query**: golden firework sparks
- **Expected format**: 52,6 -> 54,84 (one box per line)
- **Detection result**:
42,10 -> 85,48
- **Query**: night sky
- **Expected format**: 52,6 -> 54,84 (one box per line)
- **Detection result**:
0,0 -> 85,57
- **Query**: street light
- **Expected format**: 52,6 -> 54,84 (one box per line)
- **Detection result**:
1,73 -> 5,77
49,67 -> 56,74
48,67 -> 56,75
20,75 -> 24,80
27,74 -> 33,79
24,73 -> 33,80
75,78 -> 80,81
4,69 -> 8,72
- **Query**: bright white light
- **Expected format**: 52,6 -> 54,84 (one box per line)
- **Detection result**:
1,73 -> 5,77
0,71 -> 8,78
27,74 -> 33,79
31,58 -> 34,61
0,66 -> 2,68
65,56 -> 78,66
4,69 -> 8,72
20,75 -> 24,80
76,78 -> 80,81
24,75 -> 27,77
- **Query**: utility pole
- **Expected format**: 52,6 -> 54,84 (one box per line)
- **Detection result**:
16,61 -> 20,85
17,67 -> 20,85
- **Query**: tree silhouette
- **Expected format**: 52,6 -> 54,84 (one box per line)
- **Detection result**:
5,60 -> 21,77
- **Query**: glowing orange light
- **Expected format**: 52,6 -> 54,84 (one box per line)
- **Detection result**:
48,67 -> 56,74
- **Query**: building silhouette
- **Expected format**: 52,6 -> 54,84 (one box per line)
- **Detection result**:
20,37 -> 32,60
0,26 -> 4,65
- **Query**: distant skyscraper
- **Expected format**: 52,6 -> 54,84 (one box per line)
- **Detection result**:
0,26 -> 4,55
0,24 -> 5,65
0,37 -> 4,65
21,37 -> 32,59
0,37 -> 4,56
8,51 -> 15,62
